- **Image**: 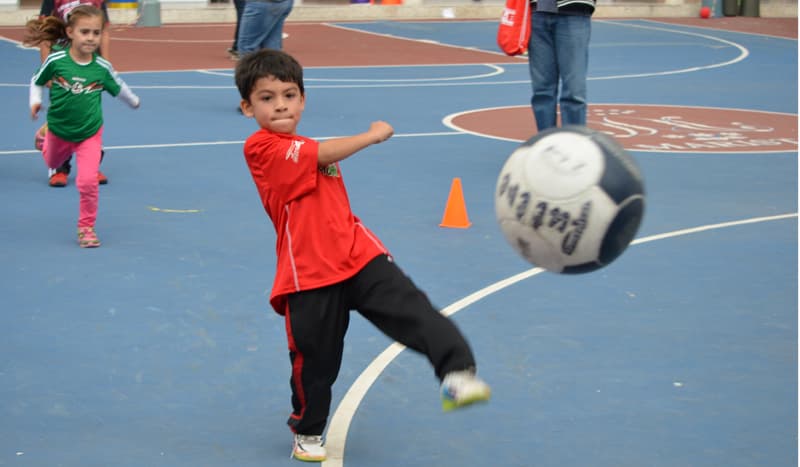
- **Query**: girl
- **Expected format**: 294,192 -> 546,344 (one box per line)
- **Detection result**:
35,0 -> 113,187
26,5 -> 140,248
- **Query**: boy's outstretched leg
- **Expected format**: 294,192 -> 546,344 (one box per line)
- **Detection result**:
350,255 -> 492,411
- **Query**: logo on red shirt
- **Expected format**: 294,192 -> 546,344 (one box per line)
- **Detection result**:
285,139 -> 304,163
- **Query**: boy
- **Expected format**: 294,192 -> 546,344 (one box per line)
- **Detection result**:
234,49 -> 491,462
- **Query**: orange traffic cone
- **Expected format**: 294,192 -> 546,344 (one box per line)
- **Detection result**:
440,177 -> 471,228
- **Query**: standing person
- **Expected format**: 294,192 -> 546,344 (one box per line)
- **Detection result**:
227,0 -> 246,59
236,0 -> 293,56
26,5 -> 140,247
234,49 -> 491,462
37,0 -> 113,187
527,0 -> 595,131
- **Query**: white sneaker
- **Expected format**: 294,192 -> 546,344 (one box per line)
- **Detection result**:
440,369 -> 491,412
292,434 -> 326,462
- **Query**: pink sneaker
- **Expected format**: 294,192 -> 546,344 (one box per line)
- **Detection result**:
77,226 -> 101,248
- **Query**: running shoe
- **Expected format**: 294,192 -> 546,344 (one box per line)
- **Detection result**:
440,369 -> 491,412
77,226 -> 101,248
292,434 -> 326,462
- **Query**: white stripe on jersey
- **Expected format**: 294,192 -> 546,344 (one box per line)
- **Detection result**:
96,55 -> 124,87
32,50 -> 67,83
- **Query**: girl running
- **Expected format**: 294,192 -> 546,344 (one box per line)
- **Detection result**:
26,4 -> 140,247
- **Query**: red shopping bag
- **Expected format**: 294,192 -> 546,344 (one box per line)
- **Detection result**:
497,0 -> 530,56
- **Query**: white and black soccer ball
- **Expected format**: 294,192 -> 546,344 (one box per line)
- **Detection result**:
495,126 -> 645,274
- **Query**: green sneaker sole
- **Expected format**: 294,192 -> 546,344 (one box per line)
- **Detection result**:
441,392 -> 491,412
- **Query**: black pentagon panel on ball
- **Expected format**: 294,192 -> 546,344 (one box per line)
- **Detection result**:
593,132 -> 645,205
561,260 -> 604,274
599,196 -> 645,265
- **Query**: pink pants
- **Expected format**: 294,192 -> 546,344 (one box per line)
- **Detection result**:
42,127 -> 104,228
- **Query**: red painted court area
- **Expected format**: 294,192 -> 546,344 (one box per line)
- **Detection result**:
0,17 -> 794,72
452,104 -> 798,152
1,21 -> 522,71
3,16 -> 794,144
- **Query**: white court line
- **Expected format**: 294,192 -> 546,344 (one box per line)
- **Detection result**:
0,131 -> 466,156
303,64 -> 505,83
321,212 -> 798,467
639,18 -> 799,41
1,22 -> 748,87
324,22 -> 511,59
113,37 -> 231,43
595,20 -> 749,79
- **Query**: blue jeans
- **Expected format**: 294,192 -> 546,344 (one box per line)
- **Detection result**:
232,0 -> 246,50
527,12 -> 591,131
237,0 -> 293,54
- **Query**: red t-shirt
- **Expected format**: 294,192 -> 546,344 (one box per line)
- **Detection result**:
243,129 -> 389,314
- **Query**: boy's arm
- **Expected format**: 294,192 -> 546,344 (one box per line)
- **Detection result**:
317,121 -> 393,166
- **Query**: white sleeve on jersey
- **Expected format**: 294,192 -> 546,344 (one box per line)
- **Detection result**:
117,81 -> 140,109
29,76 -> 44,109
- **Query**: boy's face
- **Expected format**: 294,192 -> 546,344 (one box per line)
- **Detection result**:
240,76 -> 305,134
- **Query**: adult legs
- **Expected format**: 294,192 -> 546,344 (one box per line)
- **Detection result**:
237,0 -> 294,54
555,14 -> 591,126
237,1 -> 268,55
231,0 -> 246,52
528,12 -> 559,131
262,0 -> 293,50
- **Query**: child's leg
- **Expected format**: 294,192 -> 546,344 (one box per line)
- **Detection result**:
72,128 -> 104,228
285,286 -> 349,436
42,130 -> 75,171
350,255 -> 477,381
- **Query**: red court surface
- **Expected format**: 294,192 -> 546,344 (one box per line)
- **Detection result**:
0,17 -> 794,73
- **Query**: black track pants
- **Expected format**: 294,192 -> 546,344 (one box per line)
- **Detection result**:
285,254 -> 476,435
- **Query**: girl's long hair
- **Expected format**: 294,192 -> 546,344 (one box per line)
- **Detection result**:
24,4 -> 104,47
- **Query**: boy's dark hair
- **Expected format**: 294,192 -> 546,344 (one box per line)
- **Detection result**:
234,49 -> 305,100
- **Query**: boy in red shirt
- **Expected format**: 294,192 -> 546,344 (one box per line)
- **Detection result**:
235,49 -> 491,463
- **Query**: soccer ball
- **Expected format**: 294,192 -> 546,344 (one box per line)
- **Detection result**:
495,126 -> 645,274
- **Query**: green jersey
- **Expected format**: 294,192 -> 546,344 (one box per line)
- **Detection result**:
32,50 -> 125,142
